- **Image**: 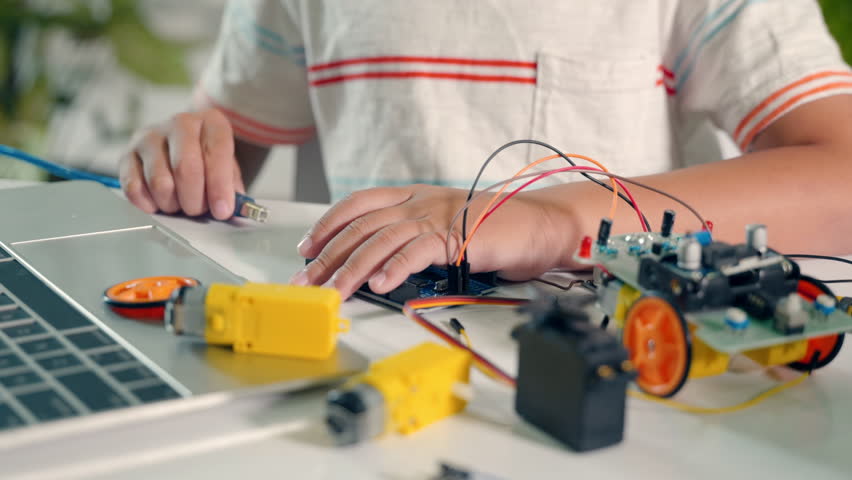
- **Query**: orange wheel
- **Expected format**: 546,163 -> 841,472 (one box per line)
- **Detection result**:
789,277 -> 845,371
789,334 -> 844,371
623,296 -> 691,397
104,276 -> 199,321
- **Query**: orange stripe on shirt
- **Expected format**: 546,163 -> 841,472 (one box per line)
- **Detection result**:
734,71 -> 852,143
739,81 -> 852,151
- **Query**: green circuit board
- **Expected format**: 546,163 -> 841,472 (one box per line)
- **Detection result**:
583,232 -> 852,355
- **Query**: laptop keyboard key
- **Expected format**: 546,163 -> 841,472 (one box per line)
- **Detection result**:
2,322 -> 46,339
0,403 -> 25,429
90,349 -> 134,366
0,370 -> 43,388
18,337 -> 64,355
133,383 -> 180,403
0,308 -> 29,324
16,390 -> 77,421
66,331 -> 116,351
0,293 -> 13,307
0,352 -> 23,370
111,365 -> 156,383
37,353 -> 82,371
0,261 -> 91,331
57,371 -> 128,412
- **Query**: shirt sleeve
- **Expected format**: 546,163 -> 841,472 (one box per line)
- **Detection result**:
195,0 -> 315,146
667,0 -> 852,152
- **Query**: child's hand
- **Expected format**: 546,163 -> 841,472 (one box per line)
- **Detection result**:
290,184 -> 578,299
120,108 -> 243,220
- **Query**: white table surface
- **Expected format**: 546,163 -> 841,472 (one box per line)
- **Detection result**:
2,181 -> 852,480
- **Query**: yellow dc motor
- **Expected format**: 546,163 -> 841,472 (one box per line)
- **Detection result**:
325,342 -> 473,445
165,283 -> 349,359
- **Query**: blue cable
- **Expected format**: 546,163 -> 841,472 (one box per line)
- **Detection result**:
0,144 -> 270,221
0,144 -> 121,189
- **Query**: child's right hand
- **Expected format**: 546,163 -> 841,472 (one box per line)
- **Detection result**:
120,108 -> 244,220
291,184 -> 585,299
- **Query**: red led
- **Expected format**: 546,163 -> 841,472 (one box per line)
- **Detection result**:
579,235 -> 593,258
705,220 -> 714,232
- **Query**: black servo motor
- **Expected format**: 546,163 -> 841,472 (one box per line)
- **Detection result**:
514,293 -> 636,452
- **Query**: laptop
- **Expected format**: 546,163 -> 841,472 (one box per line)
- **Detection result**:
0,180 -> 368,434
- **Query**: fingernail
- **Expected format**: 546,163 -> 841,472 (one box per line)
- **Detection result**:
213,200 -> 231,219
290,269 -> 309,286
297,234 -> 312,255
370,271 -> 386,290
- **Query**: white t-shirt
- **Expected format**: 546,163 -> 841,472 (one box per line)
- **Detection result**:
199,0 -> 852,201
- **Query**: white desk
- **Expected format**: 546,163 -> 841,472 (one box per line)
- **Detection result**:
3,190 -> 852,480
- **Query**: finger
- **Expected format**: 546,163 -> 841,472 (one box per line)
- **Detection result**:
167,113 -> 207,216
119,151 -> 157,213
326,219 -> 431,298
369,231 -> 448,294
290,207 -> 412,287
234,160 -> 246,194
135,131 -> 180,213
200,109 -> 236,220
298,188 -> 414,258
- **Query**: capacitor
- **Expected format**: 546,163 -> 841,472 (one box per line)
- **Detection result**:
677,236 -> 702,270
746,224 -> 768,254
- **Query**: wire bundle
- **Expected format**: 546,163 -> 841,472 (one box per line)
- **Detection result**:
402,296 -> 526,387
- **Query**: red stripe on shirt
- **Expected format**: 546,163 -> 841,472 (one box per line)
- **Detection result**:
311,71 -> 537,87
309,56 -> 537,72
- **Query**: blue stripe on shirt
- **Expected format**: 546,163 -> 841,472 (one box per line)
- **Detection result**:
672,0 -> 740,75
675,0 -> 768,91
227,3 -> 306,66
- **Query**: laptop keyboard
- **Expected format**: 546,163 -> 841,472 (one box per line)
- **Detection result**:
0,245 -> 181,431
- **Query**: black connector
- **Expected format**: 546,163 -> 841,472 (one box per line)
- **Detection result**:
597,218 -> 612,247
661,209 -> 675,237
448,318 -> 466,337
447,261 -> 470,295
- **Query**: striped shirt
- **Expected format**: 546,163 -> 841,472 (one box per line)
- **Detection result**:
199,0 -> 852,201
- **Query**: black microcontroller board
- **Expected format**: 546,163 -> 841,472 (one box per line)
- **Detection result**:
355,266 -> 498,310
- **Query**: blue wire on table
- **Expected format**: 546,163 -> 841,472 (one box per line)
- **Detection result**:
0,144 -> 121,189
0,144 -> 269,221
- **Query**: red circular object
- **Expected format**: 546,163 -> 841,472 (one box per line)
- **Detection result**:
579,235 -> 593,258
104,276 -> 199,321
704,220 -> 714,232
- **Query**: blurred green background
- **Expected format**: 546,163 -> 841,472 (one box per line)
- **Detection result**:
820,0 -> 852,64
0,0 -> 850,182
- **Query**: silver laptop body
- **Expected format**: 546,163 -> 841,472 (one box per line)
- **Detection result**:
0,181 -> 367,433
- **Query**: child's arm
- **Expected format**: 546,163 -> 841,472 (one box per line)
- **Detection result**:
293,94 -> 852,299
